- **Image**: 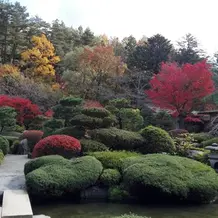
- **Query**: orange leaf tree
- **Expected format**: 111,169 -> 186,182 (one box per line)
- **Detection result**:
21,34 -> 60,83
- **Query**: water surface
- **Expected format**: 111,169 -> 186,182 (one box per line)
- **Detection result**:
33,203 -> 218,218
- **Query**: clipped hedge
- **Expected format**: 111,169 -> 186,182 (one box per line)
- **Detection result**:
53,126 -> 85,139
24,155 -> 67,175
0,136 -> 9,155
82,108 -> 111,118
32,135 -> 81,159
122,154 -> 218,203
201,137 -> 218,147
80,139 -> 109,153
89,151 -> 140,170
90,128 -> 145,151
192,133 -> 213,143
25,156 -> 103,198
140,126 -> 175,154
99,169 -> 121,187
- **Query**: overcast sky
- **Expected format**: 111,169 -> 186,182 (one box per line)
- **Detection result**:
13,0 -> 218,55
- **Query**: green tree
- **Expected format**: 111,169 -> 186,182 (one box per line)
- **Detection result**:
0,106 -> 17,132
174,33 -> 205,65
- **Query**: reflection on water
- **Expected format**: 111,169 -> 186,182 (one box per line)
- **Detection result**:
33,203 -> 218,218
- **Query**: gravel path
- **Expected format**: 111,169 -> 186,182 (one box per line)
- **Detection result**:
0,155 -> 29,199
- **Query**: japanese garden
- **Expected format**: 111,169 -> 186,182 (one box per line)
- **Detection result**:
1,1 -> 218,218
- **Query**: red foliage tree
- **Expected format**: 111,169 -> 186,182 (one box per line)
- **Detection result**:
32,135 -> 81,158
0,95 -> 41,127
146,61 -> 215,128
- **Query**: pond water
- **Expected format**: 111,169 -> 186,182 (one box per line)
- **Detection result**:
33,202 -> 218,218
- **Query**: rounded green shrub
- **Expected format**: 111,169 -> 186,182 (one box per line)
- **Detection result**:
24,155 -> 67,175
59,97 -> 83,106
25,156 -> 103,198
53,126 -> 85,139
122,154 -> 218,203
90,128 -> 145,151
89,151 -> 141,170
0,136 -> 9,155
140,125 -> 175,154
108,185 -> 130,202
80,139 -> 108,153
201,137 -> 218,147
82,108 -> 111,118
99,169 -> 121,186
192,133 -> 213,143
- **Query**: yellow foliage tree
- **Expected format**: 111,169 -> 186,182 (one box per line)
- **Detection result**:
0,64 -> 20,78
21,34 -> 60,83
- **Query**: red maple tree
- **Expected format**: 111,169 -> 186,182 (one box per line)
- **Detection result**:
0,95 -> 41,127
146,60 -> 215,127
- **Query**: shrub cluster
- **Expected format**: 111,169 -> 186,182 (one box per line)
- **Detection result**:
54,126 -> 85,139
99,169 -> 121,187
80,139 -> 108,153
0,136 -> 9,155
32,135 -> 81,159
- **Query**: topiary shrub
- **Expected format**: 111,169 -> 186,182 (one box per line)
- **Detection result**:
169,129 -> 189,138
0,136 -> 9,155
201,137 -> 218,147
25,156 -> 103,198
59,97 -> 83,106
122,154 -> 218,204
53,126 -> 85,139
99,169 -> 121,187
24,155 -> 67,175
108,185 -> 130,202
192,133 -> 213,143
32,135 -> 81,159
28,115 -> 49,130
80,139 -> 108,153
82,108 -> 111,118
2,135 -> 18,147
139,125 -> 175,154
90,128 -> 145,151
89,151 -> 141,170
20,130 -> 44,152
43,118 -> 65,136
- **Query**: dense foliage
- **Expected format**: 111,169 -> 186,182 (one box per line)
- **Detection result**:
0,136 -> 9,155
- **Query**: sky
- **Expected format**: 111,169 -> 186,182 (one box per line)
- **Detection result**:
12,0 -> 218,55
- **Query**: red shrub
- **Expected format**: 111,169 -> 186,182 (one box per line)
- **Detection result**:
185,116 -> 203,123
169,129 -> 189,138
0,95 -> 41,125
32,135 -> 81,158
44,109 -> 53,117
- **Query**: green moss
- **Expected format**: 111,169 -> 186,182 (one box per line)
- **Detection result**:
80,139 -> 108,153
25,156 -> 103,198
24,155 -> 67,175
89,151 -> 141,170
122,154 -> 218,203
90,128 -> 145,151
140,125 -> 175,154
99,169 -> 121,186
0,136 -> 9,155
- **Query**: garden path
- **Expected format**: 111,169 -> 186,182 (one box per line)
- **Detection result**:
0,155 -> 29,199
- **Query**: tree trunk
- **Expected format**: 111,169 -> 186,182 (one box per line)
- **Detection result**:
177,115 -> 185,129
0,126 -> 4,133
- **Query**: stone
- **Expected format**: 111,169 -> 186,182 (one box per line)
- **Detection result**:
187,149 -> 204,158
20,139 -> 28,155
81,186 -> 108,202
1,190 -> 33,218
33,215 -> 51,218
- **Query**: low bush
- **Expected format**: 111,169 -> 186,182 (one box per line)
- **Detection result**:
89,151 -> 141,170
112,214 -> 149,218
82,108 -> 111,118
99,169 -> 121,187
108,185 -> 130,202
80,139 -> 108,153
0,150 -> 4,164
0,136 -> 9,155
192,133 -> 213,143
20,130 -> 44,152
201,138 -> 218,147
1,135 -> 18,147
43,118 -> 65,136
140,126 -> 175,154
53,126 -> 85,139
90,128 -> 145,151
25,156 -> 103,198
24,155 -> 67,175
32,135 -> 81,159
169,129 -> 189,138
122,154 -> 218,203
